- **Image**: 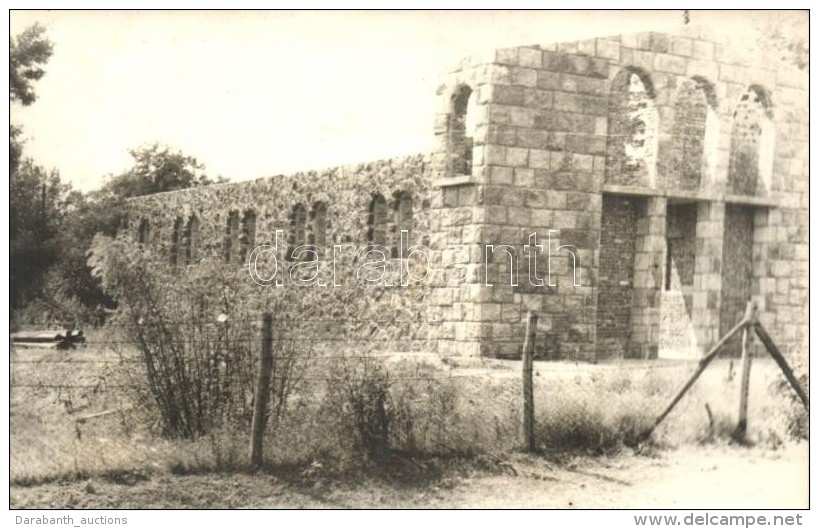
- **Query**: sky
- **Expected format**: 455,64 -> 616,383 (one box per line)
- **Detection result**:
9,10 -> 778,192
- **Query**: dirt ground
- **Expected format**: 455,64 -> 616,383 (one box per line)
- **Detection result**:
10,442 -> 808,509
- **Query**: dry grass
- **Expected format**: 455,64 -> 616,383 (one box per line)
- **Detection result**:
10,339 -> 807,486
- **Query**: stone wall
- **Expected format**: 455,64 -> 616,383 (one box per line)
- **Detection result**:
125,154 -> 440,350
720,205 -> 755,356
596,195 -> 639,359
123,26 -> 808,362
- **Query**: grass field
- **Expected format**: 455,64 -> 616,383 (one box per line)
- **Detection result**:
9,338 -> 809,508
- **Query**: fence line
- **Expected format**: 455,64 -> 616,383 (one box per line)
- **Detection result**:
10,358 -> 702,371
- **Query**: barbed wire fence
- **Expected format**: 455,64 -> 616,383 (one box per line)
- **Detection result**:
11,310 -> 718,465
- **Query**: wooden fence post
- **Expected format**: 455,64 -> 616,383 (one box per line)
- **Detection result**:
733,301 -> 757,441
250,312 -> 274,470
753,323 -> 809,411
638,315 -> 750,443
522,311 -> 538,453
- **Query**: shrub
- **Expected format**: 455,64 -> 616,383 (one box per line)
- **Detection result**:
89,235 -> 311,440
769,352 -> 809,440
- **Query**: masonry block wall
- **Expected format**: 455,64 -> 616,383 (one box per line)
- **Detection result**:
125,155 -> 439,351
124,26 -> 808,362
596,195 -> 638,360
426,26 -> 807,361
659,202 -> 699,358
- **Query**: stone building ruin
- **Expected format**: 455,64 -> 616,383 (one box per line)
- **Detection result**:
123,27 -> 808,362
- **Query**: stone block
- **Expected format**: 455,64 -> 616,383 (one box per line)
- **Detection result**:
552,210 -> 578,229
671,36 -> 694,57
512,67 -> 538,87
490,84 -> 525,106
621,32 -> 650,50
577,39 -> 596,56
654,53 -> 687,74
629,50 -> 656,72
495,47 -> 519,65
488,165 -> 513,185
510,107 -> 536,127
528,148 -> 552,170
596,38 -> 620,61
484,145 -> 507,165
573,153 -> 594,173
649,33 -> 670,53
553,92 -> 608,115
542,50 -> 570,72
507,207 -> 531,226
523,88 -> 554,109
519,47 -> 543,68
514,168 -> 535,187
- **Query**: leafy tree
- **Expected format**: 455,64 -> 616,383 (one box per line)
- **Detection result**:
101,143 -> 223,199
755,11 -> 808,71
10,159 -> 71,311
15,144 -> 224,322
10,124 -> 24,175
10,23 -> 53,175
10,22 -> 54,106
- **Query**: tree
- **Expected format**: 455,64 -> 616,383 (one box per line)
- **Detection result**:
755,11 -> 808,71
101,143 -> 224,199
14,144 -> 224,322
10,23 -> 53,175
10,159 -> 71,311
10,22 -> 54,106
10,124 -> 24,175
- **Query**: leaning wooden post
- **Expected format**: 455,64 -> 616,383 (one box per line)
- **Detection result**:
753,323 -> 809,411
250,313 -> 274,470
522,311 -> 538,453
733,301 -> 757,441
638,315 -> 749,443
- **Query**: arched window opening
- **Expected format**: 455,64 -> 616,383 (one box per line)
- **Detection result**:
728,85 -> 774,195
392,193 -> 413,258
137,218 -> 150,245
672,77 -> 715,190
224,211 -> 239,263
448,84 -> 476,176
367,194 -> 389,249
309,202 -> 327,250
605,69 -> 659,187
184,215 -> 199,265
288,203 -> 307,262
170,217 -> 183,265
240,210 -> 256,263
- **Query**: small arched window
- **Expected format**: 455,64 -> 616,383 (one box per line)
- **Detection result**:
392,193 -> 413,258
605,69 -> 659,187
288,203 -> 307,261
240,210 -> 256,263
728,85 -> 774,195
137,218 -> 151,245
184,215 -> 199,265
367,194 -> 389,249
448,84 -> 477,176
224,211 -> 240,263
672,78 -> 714,189
309,202 -> 327,249
170,217 -> 183,265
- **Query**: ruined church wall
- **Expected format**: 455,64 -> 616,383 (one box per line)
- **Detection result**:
432,26 -> 808,360
123,154 -> 441,349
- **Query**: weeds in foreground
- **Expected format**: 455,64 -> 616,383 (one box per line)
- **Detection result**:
11,343 -> 807,486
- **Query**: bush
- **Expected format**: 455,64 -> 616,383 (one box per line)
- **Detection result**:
769,353 -> 809,440
89,235 -> 311,440
535,371 -> 664,454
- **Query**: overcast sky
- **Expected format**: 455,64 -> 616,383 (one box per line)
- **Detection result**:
11,10 -> 778,192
